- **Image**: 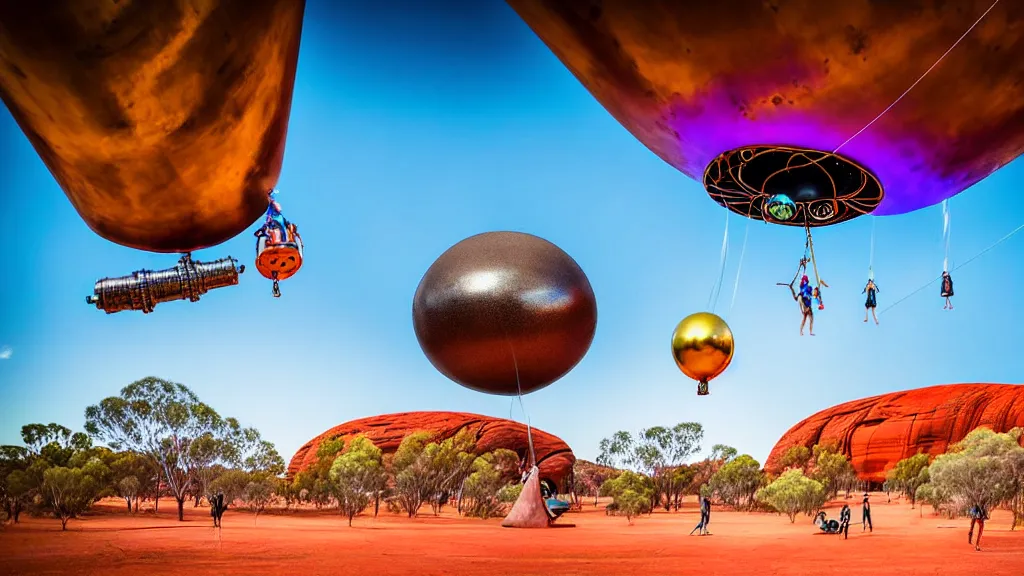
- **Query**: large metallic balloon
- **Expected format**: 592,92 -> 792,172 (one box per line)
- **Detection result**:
507,0 -> 1024,226
671,312 -> 734,396
412,231 -> 598,396
0,0 -> 305,252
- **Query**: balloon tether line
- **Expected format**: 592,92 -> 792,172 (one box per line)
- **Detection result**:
868,216 -> 876,279
878,220 -> 1024,316
508,340 -> 535,468
707,212 -> 730,313
832,0 -> 1000,154
942,199 -> 952,272
727,219 -> 750,320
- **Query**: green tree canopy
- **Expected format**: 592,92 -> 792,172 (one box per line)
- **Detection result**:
462,449 -> 520,519
42,459 -> 109,531
780,446 -> 811,470
886,453 -> 931,506
708,454 -> 765,510
600,470 -> 655,523
597,423 -> 704,511
927,427 -> 1024,523
329,436 -> 387,526
809,446 -> 856,499
756,469 -> 826,522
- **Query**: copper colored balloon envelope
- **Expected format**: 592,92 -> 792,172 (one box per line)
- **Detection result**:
671,312 -> 734,396
0,0 -> 306,253
412,232 -> 598,396
506,0 -> 1024,220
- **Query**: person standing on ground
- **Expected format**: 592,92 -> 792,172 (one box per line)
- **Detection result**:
968,503 -> 989,551
839,504 -> 851,539
861,493 -> 872,532
689,496 -> 707,535
210,492 -> 228,528
689,491 -> 710,535
701,496 -> 712,535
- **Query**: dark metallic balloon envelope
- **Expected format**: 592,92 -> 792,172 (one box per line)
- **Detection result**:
412,232 -> 598,396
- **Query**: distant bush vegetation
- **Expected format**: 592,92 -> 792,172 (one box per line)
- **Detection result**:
0,377 -> 534,530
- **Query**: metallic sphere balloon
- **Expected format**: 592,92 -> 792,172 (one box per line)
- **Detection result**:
671,312 -> 735,396
765,194 -> 797,222
412,231 -> 598,396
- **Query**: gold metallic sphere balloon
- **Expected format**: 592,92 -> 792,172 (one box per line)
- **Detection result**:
671,312 -> 734,396
412,231 -> 598,396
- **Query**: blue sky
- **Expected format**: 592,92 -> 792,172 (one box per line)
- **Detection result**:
2,0 -> 1022,467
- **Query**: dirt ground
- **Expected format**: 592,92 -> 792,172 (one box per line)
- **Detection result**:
1,494 -> 1021,576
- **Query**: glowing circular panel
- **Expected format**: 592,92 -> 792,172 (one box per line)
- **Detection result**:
704,146 -> 883,226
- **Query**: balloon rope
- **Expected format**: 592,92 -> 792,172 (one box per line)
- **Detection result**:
728,220 -> 750,319
879,220 -> 1024,316
805,223 -> 826,288
832,0 -> 1001,154
707,212 -> 730,312
942,200 -> 952,272
868,216 -> 876,279
509,342 -> 536,468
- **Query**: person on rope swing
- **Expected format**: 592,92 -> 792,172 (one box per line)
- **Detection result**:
968,503 -> 988,551
839,503 -> 851,539
863,279 -> 880,324
798,275 -> 815,336
861,493 -> 873,532
940,271 -> 954,309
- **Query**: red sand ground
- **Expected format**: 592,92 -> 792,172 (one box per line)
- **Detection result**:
2,494 -> 1021,576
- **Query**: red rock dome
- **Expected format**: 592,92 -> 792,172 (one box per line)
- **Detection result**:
289,411 -> 575,485
765,383 -> 1024,483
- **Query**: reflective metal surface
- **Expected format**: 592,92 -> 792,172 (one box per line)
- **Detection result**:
0,0 -> 306,252
86,253 -> 243,314
704,146 -> 883,227
671,312 -> 734,395
413,231 -> 598,396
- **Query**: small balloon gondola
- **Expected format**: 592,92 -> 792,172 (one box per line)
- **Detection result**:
254,190 -> 304,298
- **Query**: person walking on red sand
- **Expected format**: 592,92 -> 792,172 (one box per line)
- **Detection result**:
689,491 -> 712,535
968,504 -> 989,551
861,493 -> 872,532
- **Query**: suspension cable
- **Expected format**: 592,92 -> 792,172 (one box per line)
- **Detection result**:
878,220 -> 1024,316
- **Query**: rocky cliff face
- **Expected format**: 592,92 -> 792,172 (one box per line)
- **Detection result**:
289,411 -> 575,484
765,384 -> 1024,482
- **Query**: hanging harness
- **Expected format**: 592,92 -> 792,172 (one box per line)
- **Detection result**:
778,224 -> 828,309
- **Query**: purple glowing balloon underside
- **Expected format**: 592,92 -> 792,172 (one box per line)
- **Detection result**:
671,95 -> 1011,216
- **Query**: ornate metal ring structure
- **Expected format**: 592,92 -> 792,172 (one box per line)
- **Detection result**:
703,146 -> 884,227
